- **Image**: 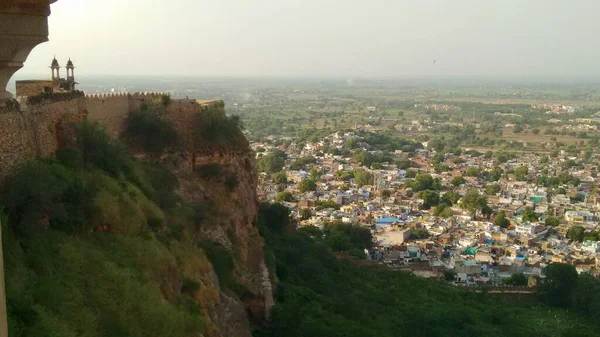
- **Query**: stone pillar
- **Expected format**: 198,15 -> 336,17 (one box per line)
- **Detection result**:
0,0 -> 56,106
0,221 -> 6,337
0,2 -> 57,334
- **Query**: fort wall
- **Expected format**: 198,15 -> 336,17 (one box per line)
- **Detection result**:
0,95 -> 86,177
0,91 -> 223,178
85,93 -> 133,137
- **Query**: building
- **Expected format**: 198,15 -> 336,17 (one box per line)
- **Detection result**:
16,56 -> 77,97
565,210 -> 593,224
582,241 -> 600,253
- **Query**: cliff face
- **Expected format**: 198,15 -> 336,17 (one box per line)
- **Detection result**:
173,150 -> 273,336
0,95 -> 272,337
159,101 -> 273,336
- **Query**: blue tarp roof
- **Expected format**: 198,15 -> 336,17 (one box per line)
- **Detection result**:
376,217 -> 400,224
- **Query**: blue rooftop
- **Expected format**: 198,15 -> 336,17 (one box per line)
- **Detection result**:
376,217 -> 400,224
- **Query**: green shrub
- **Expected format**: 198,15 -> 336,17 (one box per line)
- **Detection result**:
192,105 -> 248,150
1,161 -> 91,235
125,110 -> 178,154
199,240 -> 235,291
195,163 -> 223,179
181,277 -> 201,296
225,175 -> 239,192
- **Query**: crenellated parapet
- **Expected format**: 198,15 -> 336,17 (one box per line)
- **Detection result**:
85,92 -> 131,100
24,90 -> 85,105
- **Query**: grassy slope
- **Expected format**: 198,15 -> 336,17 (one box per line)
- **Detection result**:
4,227 -> 205,337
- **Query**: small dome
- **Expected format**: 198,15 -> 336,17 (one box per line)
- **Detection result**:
66,58 -> 74,67
51,57 -> 59,67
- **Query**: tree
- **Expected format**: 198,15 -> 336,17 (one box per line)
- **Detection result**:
411,228 -> 430,239
513,125 -> 523,134
503,273 -> 528,286
323,221 -> 373,252
431,152 -> 445,164
545,216 -> 560,227
567,226 -> 585,242
428,139 -> 445,152
460,189 -> 488,218
572,274 -> 600,319
532,128 -> 540,135
290,156 -> 316,170
442,270 -> 456,281
396,158 -> 412,169
440,191 -> 460,205
298,179 -> 317,192
521,207 -> 539,222
300,208 -> 312,220
540,263 -> 578,308
493,210 -> 511,228
257,151 -> 285,173
258,202 -> 291,234
309,167 -> 322,181
418,190 -> 439,209
354,169 -> 374,187
465,167 -> 481,177
488,166 -> 503,182
434,204 -> 454,218
485,184 -> 501,195
272,171 -> 288,184
380,189 -> 392,198
451,176 -> 466,187
275,191 -> 295,203
514,166 -> 529,181
410,173 -> 434,192
298,225 -> 324,240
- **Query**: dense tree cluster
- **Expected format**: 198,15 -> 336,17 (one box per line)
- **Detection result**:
255,204 -> 600,337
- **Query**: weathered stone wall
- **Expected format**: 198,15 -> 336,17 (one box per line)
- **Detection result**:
15,80 -> 54,97
0,92 -> 218,178
0,95 -> 86,177
85,93 -> 134,137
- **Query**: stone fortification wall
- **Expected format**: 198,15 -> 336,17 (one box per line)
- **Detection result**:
85,93 -> 135,137
85,92 -> 186,137
0,95 -> 86,177
0,92 -> 223,178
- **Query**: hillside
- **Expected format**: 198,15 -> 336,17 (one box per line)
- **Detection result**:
254,205 -> 600,337
2,101 -> 271,337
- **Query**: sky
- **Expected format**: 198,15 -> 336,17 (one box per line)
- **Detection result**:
16,0 -> 600,78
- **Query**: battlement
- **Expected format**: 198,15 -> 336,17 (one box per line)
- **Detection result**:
21,90 -> 85,106
85,91 -> 168,101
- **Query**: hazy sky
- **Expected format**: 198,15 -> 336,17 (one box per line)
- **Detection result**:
17,0 -> 600,78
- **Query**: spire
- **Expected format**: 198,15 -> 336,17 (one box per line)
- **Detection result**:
51,55 -> 59,68
66,58 -> 74,68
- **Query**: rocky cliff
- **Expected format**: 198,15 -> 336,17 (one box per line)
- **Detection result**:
138,100 -> 274,337
0,95 -> 272,337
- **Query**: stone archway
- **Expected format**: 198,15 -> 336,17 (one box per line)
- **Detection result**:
0,0 -> 56,105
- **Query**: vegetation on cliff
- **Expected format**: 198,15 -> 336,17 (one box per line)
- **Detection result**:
193,102 -> 249,151
2,120 -> 246,337
254,203 -> 600,337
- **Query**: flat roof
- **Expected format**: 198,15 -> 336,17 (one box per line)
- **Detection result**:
16,80 -> 53,83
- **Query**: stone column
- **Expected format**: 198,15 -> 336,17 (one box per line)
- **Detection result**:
0,221 -> 7,337
0,2 -> 56,334
0,0 -> 56,106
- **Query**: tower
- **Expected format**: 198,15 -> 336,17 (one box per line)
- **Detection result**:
66,58 -> 74,81
50,56 -> 60,80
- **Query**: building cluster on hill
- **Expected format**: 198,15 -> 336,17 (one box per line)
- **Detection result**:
254,130 -> 600,285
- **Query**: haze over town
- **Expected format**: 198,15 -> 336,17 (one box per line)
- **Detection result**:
17,0 -> 600,78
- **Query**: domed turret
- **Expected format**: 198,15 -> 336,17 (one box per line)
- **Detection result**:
66,58 -> 75,81
50,55 -> 60,80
